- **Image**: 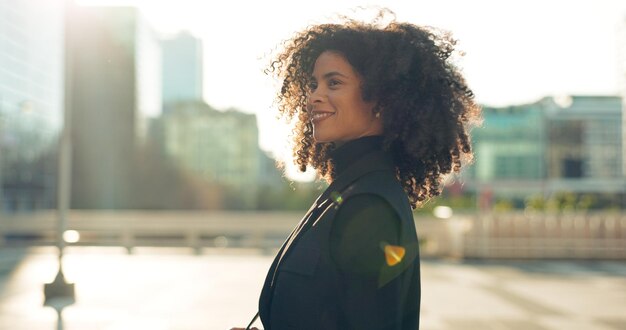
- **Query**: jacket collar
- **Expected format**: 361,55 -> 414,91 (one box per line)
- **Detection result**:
321,145 -> 396,203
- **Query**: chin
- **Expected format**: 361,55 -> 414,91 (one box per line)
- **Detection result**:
313,132 -> 332,143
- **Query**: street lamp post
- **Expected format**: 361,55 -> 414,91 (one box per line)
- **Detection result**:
44,0 -> 75,318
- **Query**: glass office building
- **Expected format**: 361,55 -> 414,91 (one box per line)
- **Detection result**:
0,0 -> 64,212
464,96 -> 623,202
471,102 -> 546,181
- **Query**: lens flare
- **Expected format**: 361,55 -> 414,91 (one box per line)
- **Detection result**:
383,244 -> 405,266
63,230 -> 80,243
433,206 -> 453,219
330,191 -> 343,204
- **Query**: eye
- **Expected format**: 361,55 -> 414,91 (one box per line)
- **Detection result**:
328,79 -> 341,88
308,81 -> 318,91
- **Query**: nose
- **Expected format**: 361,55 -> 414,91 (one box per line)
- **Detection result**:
308,86 -> 324,105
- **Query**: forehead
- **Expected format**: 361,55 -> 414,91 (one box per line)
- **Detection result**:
311,50 -> 357,77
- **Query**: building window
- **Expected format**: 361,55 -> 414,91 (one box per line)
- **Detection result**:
562,158 -> 583,178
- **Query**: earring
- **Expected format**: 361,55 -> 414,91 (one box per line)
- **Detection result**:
375,112 -> 381,118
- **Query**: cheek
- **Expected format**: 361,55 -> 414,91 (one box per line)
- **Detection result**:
351,98 -> 374,120
331,93 -> 359,113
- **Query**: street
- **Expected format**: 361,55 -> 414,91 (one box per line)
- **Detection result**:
0,247 -> 625,330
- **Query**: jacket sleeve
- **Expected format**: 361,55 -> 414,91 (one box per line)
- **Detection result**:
329,193 -> 406,330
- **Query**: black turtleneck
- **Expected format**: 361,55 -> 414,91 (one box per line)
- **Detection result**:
328,135 -> 385,178
327,135 -> 403,329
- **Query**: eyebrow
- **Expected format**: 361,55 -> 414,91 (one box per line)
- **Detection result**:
311,71 -> 349,80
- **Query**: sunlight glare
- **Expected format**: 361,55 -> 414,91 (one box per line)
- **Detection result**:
63,230 -> 81,243
433,206 -> 453,219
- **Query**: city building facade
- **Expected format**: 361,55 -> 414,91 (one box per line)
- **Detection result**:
0,0 -> 65,212
156,101 -> 266,209
464,95 -> 624,205
161,32 -> 203,105
66,5 -> 161,208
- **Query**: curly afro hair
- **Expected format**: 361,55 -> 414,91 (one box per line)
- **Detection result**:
267,11 -> 482,209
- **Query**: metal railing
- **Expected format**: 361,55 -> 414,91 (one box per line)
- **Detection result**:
462,211 -> 626,259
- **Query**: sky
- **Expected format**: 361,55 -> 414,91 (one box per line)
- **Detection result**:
78,0 -> 626,180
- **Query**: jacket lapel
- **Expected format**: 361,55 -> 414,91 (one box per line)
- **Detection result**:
258,197 -> 322,323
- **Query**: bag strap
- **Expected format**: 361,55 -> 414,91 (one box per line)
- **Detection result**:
245,311 -> 259,330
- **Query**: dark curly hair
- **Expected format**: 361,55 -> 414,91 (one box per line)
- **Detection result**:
267,11 -> 482,209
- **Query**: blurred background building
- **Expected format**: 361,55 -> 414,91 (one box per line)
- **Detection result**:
63,4 -> 286,210
152,102 -> 265,209
66,5 -> 161,209
161,32 -> 203,105
546,96 -> 622,180
464,95 -> 624,209
466,99 -> 546,202
0,0 -> 64,212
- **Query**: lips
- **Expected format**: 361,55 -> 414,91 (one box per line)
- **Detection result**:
311,111 -> 335,123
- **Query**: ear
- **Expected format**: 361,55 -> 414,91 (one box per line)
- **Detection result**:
372,103 -> 383,118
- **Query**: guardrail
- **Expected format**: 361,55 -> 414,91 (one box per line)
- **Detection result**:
0,211 -> 301,253
1,210 -> 625,259
461,211 -> 626,259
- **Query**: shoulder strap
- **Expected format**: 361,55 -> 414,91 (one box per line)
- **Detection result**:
245,312 -> 259,330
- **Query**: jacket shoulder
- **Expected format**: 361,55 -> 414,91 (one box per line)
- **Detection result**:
339,171 -> 412,221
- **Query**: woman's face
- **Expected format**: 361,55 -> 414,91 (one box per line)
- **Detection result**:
307,50 -> 383,144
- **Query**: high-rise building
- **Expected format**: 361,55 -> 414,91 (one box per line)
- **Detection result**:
161,32 -> 203,104
0,0 -> 64,212
66,5 -> 161,208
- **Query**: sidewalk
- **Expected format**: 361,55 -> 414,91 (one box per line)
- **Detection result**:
0,247 -> 625,330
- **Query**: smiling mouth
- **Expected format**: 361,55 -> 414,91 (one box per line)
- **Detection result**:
311,112 -> 335,123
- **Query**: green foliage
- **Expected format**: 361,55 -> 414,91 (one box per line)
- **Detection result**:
576,194 -> 596,210
493,199 -> 514,212
524,192 -> 612,212
524,194 -> 545,211
413,194 -> 477,215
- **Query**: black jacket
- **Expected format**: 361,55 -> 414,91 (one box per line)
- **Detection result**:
257,136 -> 421,330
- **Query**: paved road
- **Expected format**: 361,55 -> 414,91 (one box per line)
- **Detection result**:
0,247 -> 625,330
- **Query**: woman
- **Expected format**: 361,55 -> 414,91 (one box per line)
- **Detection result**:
233,11 -> 480,330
